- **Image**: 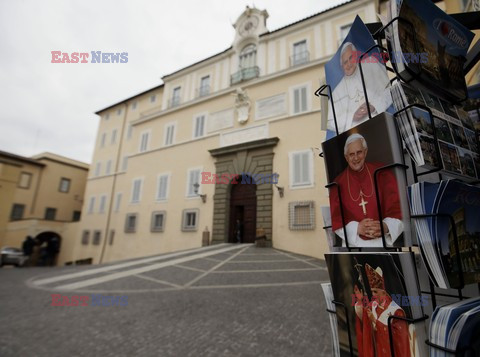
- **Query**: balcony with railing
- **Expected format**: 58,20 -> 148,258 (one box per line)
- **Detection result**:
168,96 -> 181,108
290,51 -> 310,67
230,66 -> 260,85
196,85 -> 210,98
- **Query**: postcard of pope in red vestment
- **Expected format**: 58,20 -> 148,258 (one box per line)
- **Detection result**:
322,113 -> 412,248
325,252 -> 428,357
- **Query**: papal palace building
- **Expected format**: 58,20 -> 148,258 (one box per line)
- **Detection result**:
71,0 -> 478,264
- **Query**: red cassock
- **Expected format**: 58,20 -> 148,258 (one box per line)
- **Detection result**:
355,304 -> 374,357
373,297 -> 411,357
329,162 -> 402,234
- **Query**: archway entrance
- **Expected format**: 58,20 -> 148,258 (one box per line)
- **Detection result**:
229,175 -> 257,243
33,231 -> 61,266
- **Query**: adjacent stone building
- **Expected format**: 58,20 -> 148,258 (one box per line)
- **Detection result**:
0,151 -> 89,265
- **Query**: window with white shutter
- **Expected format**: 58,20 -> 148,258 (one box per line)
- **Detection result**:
164,123 -> 176,146
289,150 -> 313,188
87,197 -> 96,214
95,162 -> 101,177
99,195 -> 107,213
114,193 -> 122,212
139,131 -> 150,152
105,160 -> 112,175
194,115 -> 205,138
293,86 -> 308,114
122,156 -> 128,171
171,87 -> 181,107
186,169 -> 201,197
111,129 -> 117,144
131,178 -> 143,203
156,174 -> 169,201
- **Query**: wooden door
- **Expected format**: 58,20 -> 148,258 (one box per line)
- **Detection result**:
229,175 -> 257,243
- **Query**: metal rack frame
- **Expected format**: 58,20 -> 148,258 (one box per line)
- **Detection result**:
318,10 -> 480,357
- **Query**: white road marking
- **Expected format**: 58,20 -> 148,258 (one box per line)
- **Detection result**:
211,268 -> 323,273
134,274 -> 182,289
240,253 -> 282,256
190,281 -> 322,289
204,257 -> 222,262
175,264 -> 206,273
43,280 -> 323,294
225,259 -> 297,263
275,250 -> 326,269
54,244 -> 249,291
33,243 -> 230,286
183,245 -> 249,287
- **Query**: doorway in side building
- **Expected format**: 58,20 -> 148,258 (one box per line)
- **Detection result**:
229,175 -> 257,243
33,231 -> 61,266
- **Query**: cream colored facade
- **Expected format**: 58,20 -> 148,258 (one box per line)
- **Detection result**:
0,151 -> 89,265
72,0 -> 478,265
73,0 -> 378,264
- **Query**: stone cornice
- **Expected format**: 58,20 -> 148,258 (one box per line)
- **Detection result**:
209,137 -> 279,157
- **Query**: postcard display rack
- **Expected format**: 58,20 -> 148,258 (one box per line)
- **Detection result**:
316,11 -> 480,357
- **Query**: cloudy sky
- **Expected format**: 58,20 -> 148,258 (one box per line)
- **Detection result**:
0,0 -> 347,164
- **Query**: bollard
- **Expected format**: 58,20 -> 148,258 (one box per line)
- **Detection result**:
202,226 -> 210,246
255,227 -> 267,247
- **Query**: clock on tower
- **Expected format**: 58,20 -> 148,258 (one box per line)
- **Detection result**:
239,16 -> 259,36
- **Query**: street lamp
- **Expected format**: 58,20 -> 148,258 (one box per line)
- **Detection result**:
193,182 -> 207,203
274,174 -> 284,198
275,185 -> 284,198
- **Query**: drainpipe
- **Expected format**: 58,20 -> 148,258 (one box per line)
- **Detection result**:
31,167 -> 44,215
99,102 -> 129,264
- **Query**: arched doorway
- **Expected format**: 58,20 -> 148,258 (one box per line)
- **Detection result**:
229,175 -> 257,243
33,231 -> 61,266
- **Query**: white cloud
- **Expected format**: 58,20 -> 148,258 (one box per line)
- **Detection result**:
0,0 -> 347,163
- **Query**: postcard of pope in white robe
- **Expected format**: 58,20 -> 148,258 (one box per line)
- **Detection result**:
325,16 -> 393,138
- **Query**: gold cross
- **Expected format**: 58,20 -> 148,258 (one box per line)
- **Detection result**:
359,196 -> 368,215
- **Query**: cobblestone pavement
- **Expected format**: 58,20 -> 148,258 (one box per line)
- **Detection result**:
0,244 -> 334,357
